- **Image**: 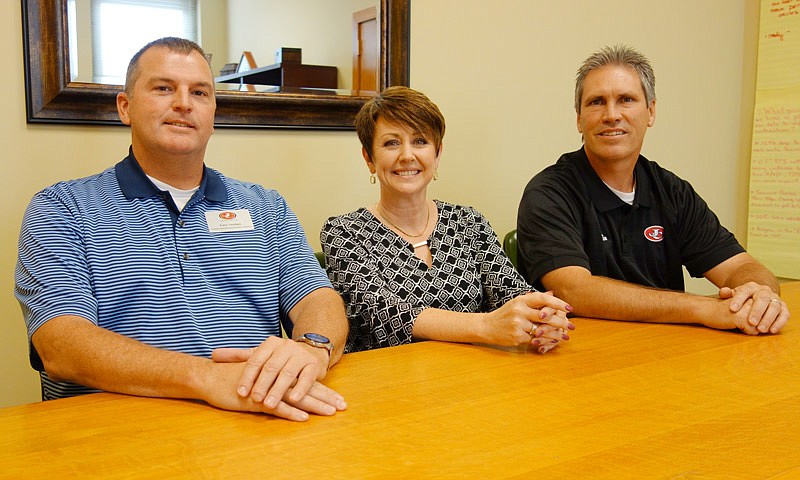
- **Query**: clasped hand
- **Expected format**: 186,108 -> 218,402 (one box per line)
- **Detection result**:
718,282 -> 789,335
210,336 -> 346,421
486,291 -> 574,354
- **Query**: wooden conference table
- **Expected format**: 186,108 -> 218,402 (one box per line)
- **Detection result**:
2,283 -> 799,479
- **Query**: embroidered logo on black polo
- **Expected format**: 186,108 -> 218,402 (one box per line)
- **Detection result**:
644,225 -> 664,242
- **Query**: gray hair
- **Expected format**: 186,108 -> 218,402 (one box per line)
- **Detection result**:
574,45 -> 656,113
124,37 -> 209,95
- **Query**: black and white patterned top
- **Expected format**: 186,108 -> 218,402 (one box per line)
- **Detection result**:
321,200 -> 532,353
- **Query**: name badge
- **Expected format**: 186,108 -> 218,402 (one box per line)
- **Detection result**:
205,209 -> 255,232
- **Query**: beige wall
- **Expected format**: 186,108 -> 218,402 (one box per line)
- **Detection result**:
198,0 -> 228,77
1,1 -> 758,407
227,0 -> 377,89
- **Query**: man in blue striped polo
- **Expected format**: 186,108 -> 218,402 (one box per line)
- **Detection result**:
15,37 -> 348,422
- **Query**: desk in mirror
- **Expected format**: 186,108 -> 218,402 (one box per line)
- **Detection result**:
22,0 -> 409,129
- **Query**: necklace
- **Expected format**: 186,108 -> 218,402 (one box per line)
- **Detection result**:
376,202 -> 431,238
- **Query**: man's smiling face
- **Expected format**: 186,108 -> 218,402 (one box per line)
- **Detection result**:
577,64 -> 655,168
117,46 -> 216,163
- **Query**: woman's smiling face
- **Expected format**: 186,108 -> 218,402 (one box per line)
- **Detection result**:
366,117 -> 441,200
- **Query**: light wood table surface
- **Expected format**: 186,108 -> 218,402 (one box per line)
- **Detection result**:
2,282 -> 799,479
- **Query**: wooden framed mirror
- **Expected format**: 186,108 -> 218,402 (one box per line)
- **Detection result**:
21,0 -> 409,129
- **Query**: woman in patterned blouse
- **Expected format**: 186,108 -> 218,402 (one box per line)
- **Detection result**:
321,87 -> 574,354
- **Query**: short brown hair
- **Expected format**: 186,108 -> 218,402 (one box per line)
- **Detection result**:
355,86 -> 446,160
124,37 -> 209,95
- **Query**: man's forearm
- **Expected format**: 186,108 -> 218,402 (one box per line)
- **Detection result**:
722,260 -> 780,294
704,252 -> 780,294
542,267 -> 720,326
290,287 -> 349,367
33,315 -> 211,400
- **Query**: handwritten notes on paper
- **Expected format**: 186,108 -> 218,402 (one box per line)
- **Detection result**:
768,0 -> 800,17
747,0 -> 800,279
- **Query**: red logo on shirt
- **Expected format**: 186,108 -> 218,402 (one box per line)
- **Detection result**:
219,211 -> 237,220
644,225 -> 664,242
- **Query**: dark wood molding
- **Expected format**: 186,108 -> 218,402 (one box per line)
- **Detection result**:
384,0 -> 410,88
21,0 -> 410,129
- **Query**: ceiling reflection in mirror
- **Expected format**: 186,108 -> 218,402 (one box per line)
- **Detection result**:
68,0 -> 379,95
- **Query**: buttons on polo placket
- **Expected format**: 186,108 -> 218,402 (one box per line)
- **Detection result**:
176,217 -> 190,262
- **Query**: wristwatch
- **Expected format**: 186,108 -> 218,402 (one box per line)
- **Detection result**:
297,333 -> 333,368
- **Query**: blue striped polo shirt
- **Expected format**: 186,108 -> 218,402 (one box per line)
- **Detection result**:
15,152 -> 332,400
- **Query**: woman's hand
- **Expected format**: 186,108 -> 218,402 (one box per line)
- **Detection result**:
481,291 -> 574,352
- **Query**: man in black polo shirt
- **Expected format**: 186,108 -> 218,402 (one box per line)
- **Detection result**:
517,45 -> 789,334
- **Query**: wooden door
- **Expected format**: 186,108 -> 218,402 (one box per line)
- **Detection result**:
353,7 -> 378,93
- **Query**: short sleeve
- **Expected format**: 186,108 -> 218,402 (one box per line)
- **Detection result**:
517,173 -> 592,288
467,208 -> 532,310
321,215 -> 424,352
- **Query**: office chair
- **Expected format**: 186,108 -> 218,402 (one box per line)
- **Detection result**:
502,229 -> 518,269
314,251 -> 325,269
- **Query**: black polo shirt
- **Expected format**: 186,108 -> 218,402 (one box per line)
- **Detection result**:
517,148 -> 744,291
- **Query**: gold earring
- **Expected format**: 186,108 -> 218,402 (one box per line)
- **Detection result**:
433,170 -> 439,181
370,174 -> 376,184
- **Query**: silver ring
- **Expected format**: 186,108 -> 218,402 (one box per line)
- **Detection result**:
530,324 -> 538,335
770,298 -> 781,304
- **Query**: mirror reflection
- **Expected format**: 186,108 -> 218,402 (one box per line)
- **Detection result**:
68,0 -> 380,94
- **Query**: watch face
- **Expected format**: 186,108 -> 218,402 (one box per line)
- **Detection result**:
305,333 -> 330,344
